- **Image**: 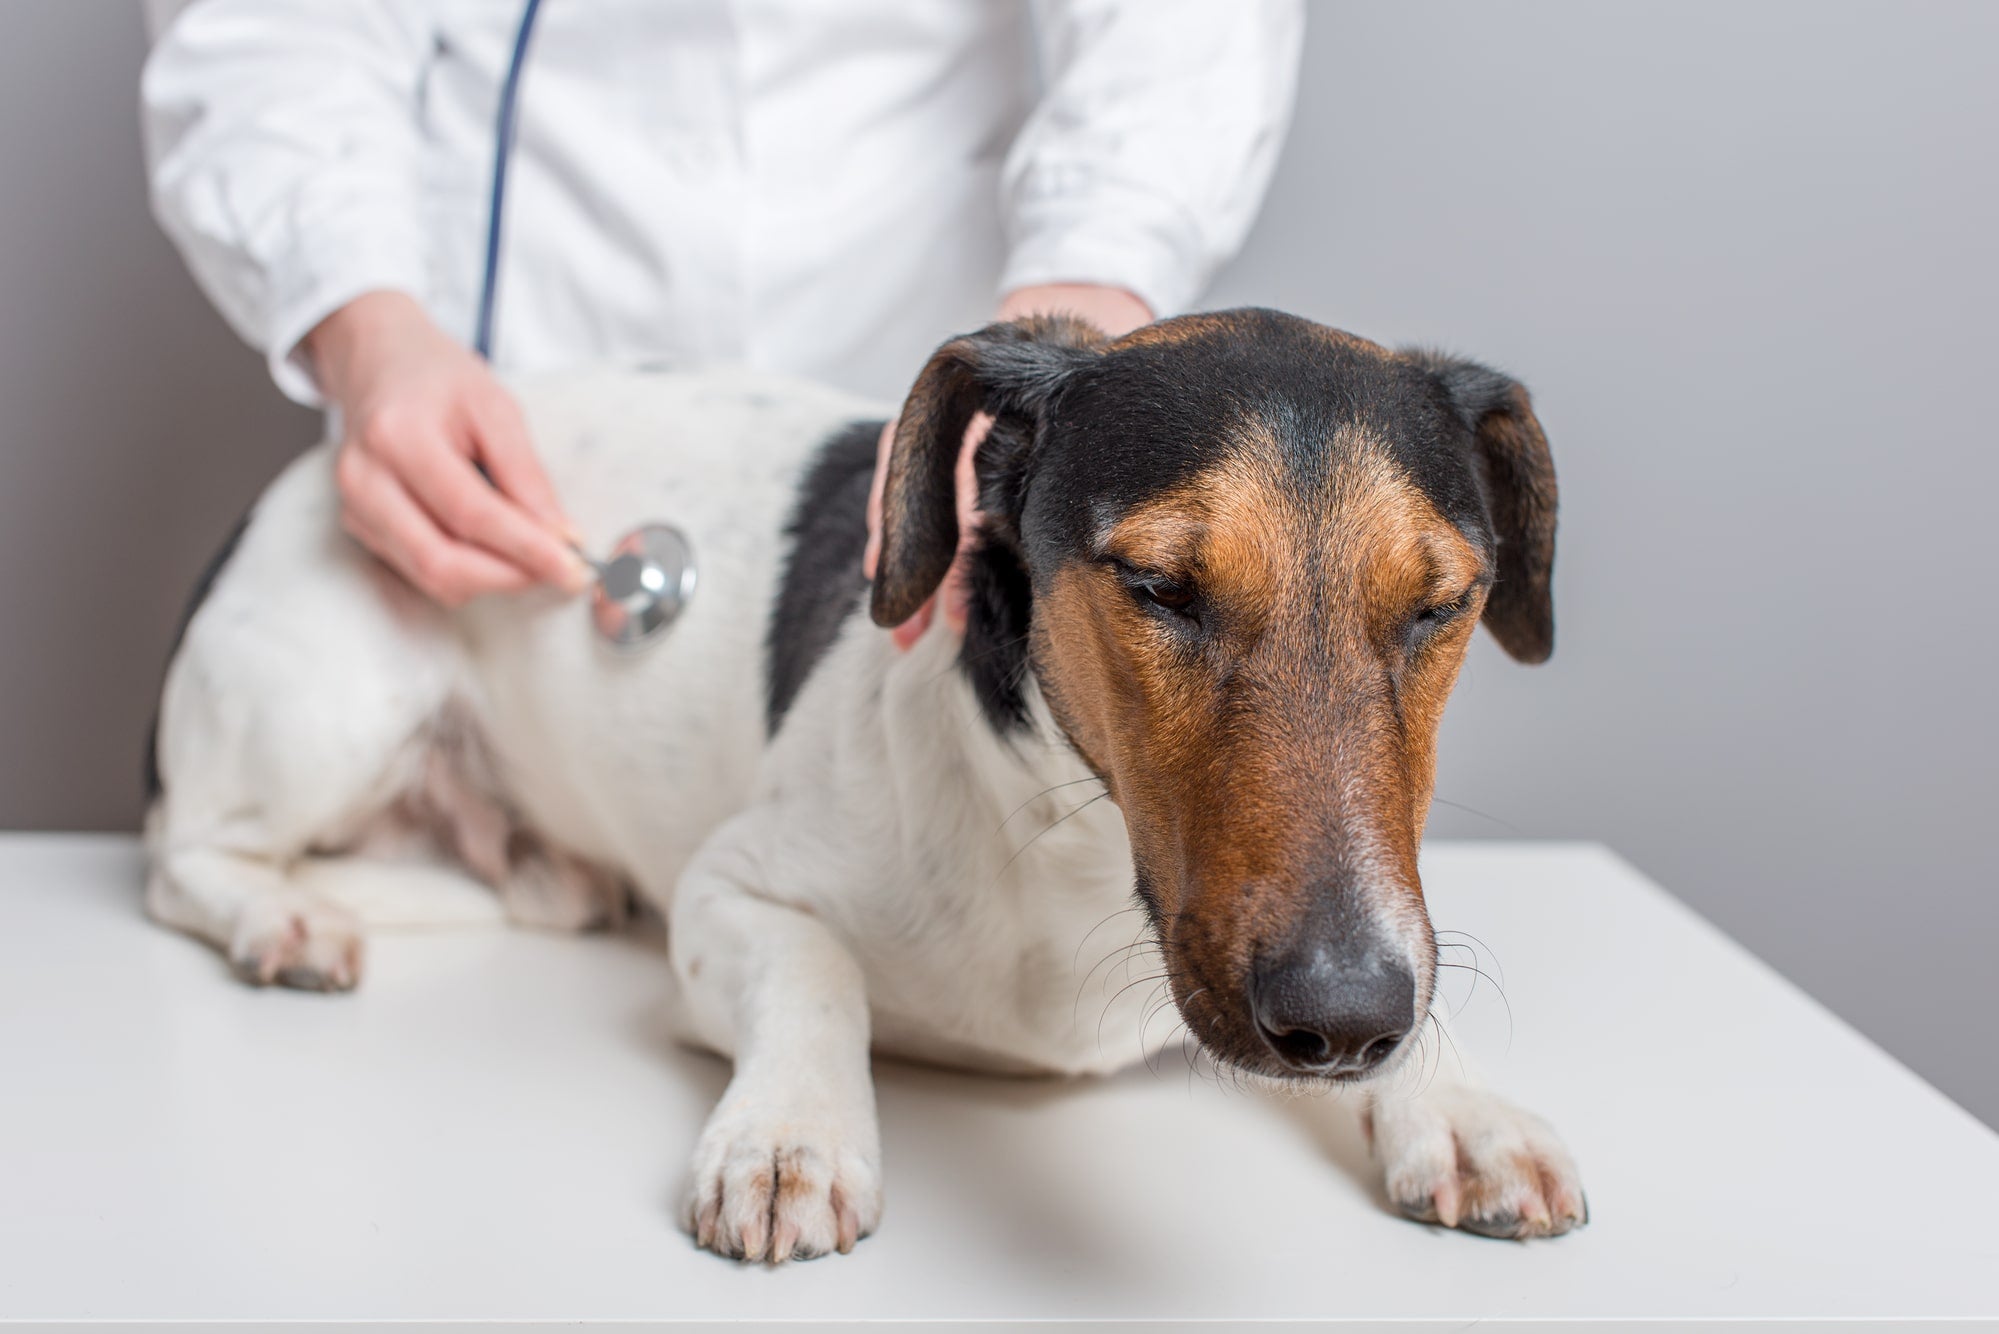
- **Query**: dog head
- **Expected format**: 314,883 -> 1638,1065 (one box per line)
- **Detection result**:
872,309 -> 1557,1082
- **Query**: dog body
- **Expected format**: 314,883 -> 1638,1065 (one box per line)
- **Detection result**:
149,368 -> 1146,1074
147,311 -> 1584,1262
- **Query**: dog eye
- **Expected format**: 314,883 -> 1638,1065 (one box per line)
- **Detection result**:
1112,562 -> 1197,617
1418,594 -> 1469,623
1136,579 -> 1196,614
1409,589 -> 1475,639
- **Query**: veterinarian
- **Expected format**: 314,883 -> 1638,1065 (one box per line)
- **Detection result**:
141,1 -> 1303,616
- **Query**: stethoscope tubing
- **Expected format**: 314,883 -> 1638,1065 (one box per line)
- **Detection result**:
469,0 -> 695,648
474,0 -> 546,362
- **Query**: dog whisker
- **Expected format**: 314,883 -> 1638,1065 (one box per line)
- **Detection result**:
1070,933 -> 1160,1024
1137,979 -> 1177,1049
1426,795 -> 1521,834
1097,963 -> 1194,1062
1434,928 -> 1509,990
1407,1011 -> 1444,1100
1144,985 -> 1206,1078
1069,901 -> 1146,971
1097,969 -> 1168,1044
997,776 -> 1109,837
1182,1031 -> 1227,1097
1431,926 -> 1514,1052
1431,1008 -> 1469,1084
988,789 -> 1111,886
1110,916 -> 1162,990
1435,961 -> 1515,1053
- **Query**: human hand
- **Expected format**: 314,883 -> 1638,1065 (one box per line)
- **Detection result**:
307,291 -> 589,606
993,282 -> 1152,336
863,283 -> 1152,650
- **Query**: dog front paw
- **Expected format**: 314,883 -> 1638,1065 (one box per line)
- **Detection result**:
1366,1086 -> 1586,1239
685,1101 -> 882,1263
228,893 -> 365,992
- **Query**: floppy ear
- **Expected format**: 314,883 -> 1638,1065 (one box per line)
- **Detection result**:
870,316 -> 1103,627
1414,354 -> 1559,663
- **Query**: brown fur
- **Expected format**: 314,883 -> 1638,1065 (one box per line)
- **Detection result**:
1031,412 -> 1487,1073
1106,311 -> 1261,352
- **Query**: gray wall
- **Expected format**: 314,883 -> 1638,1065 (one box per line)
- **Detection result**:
3,4 -> 1993,1124
1207,2 -> 1999,1123
0,3 -> 317,831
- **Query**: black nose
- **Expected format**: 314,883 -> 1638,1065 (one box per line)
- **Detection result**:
1250,941 -> 1415,1075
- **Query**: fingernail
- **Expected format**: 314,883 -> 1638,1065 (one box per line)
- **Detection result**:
562,552 -> 594,595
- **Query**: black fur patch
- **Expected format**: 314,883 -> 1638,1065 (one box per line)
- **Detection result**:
927,309 -> 1558,728
953,408 -> 1042,735
143,512 -> 250,800
959,535 -> 1036,733
765,420 -> 884,734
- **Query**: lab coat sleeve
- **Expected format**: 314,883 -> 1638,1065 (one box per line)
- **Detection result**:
1001,0 -> 1305,318
141,0 -> 435,405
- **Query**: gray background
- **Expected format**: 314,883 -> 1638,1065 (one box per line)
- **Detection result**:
2,3 -> 1993,1123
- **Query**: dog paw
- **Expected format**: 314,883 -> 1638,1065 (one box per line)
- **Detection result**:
1366,1086 -> 1586,1239
228,894 -> 365,992
498,839 -> 630,933
685,1102 -> 882,1263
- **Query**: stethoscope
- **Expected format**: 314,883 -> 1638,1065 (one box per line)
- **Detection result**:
479,0 -> 694,648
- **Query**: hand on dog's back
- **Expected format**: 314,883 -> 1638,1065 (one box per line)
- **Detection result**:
308,291 -> 593,606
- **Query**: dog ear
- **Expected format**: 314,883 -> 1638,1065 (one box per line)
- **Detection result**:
1413,354 -> 1559,663
870,316 -> 1103,627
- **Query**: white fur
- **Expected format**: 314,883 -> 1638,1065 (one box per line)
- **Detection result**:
147,367 -> 1582,1259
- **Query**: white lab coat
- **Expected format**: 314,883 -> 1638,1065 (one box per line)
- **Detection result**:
142,0 -> 1303,405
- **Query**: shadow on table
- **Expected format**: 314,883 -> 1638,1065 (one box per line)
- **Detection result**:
622,957 -> 1393,1279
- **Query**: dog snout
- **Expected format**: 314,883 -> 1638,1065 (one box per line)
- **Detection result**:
1249,936 -> 1416,1076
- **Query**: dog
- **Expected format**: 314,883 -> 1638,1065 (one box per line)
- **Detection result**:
145,309 -> 1583,1261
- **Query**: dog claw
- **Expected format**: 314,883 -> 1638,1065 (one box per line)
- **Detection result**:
685,1113 -> 881,1263
1373,1087 -> 1585,1241
737,1212 -> 767,1262
228,897 -> 364,993
831,1185 -> 859,1254
693,1197 -> 720,1251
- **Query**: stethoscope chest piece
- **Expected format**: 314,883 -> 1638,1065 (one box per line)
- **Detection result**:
587,523 -> 698,648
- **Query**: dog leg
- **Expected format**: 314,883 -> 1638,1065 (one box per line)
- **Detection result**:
671,838 -> 882,1262
145,441 -> 498,989
1360,1010 -> 1587,1239
495,835 -> 631,932
147,845 -> 365,992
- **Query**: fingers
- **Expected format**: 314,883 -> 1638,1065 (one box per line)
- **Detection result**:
467,385 -> 578,542
996,282 -> 1153,338
335,445 -> 536,606
393,422 -> 592,595
317,306 -> 585,605
862,416 -> 895,581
